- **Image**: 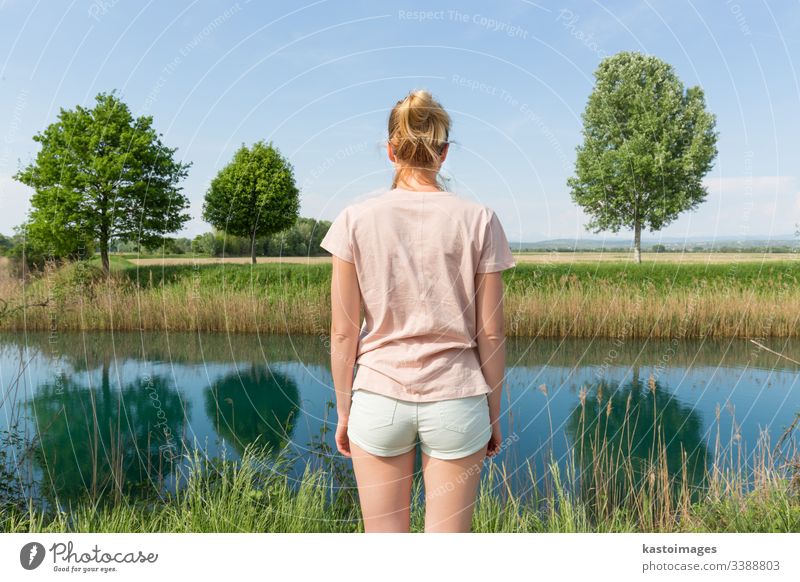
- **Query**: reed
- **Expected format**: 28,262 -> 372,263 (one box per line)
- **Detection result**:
1,258 -> 799,338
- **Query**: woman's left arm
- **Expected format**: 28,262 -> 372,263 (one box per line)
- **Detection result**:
330,255 -> 361,457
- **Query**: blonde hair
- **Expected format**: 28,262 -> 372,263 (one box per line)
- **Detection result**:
387,89 -> 451,190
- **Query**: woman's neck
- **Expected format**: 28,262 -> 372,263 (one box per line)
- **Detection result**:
394,173 -> 443,192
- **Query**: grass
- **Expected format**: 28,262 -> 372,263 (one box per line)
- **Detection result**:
1,255 -> 799,337
1,435 -> 797,533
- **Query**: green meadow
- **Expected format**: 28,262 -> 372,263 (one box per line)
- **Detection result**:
1,255 -> 798,339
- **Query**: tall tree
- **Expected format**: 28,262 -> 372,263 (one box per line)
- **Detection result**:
567,51 -> 718,263
14,91 -> 191,274
202,141 -> 300,264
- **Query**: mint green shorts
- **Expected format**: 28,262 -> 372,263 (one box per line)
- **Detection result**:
346,389 -> 492,460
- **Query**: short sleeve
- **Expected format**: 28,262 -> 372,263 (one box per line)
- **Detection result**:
319,208 -> 354,263
476,209 -> 516,273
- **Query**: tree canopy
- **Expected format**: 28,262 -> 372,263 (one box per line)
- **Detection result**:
567,51 -> 718,262
202,140 -> 300,264
14,91 -> 191,274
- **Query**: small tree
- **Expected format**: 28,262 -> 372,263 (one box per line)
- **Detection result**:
0,233 -> 12,256
14,91 -> 191,275
568,51 -> 718,263
202,141 -> 300,264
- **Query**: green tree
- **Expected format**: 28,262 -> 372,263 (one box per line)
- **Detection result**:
14,91 -> 192,275
202,141 -> 300,264
0,233 -> 12,256
298,217 -> 327,255
4,221 -> 58,274
192,231 -> 226,256
567,51 -> 718,263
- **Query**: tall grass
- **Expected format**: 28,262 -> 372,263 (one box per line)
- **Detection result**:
2,437 -> 796,533
2,379 -> 797,533
2,258 -> 799,338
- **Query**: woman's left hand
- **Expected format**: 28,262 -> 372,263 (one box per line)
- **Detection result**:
335,420 -> 351,457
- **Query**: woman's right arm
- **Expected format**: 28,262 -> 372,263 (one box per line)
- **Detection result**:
475,270 -> 506,454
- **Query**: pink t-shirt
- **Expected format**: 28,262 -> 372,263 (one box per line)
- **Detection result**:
320,187 -> 516,402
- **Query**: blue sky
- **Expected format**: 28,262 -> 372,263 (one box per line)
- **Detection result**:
0,0 -> 798,243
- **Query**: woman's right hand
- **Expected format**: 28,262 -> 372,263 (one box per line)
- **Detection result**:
335,419 -> 351,458
486,421 -> 503,457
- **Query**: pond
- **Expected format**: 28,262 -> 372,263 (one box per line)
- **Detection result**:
1,331 -> 798,509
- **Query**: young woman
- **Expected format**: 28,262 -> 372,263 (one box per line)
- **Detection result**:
320,89 -> 515,533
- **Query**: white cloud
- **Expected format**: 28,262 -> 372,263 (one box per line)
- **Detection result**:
702,175 -> 795,193
696,175 -> 798,235
556,175 -> 799,240
794,191 -> 800,224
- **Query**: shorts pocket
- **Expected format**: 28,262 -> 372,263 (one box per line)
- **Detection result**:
350,390 -> 398,429
438,396 -> 488,434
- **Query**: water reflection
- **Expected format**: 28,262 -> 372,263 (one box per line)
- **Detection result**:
27,364 -> 184,505
564,371 -> 709,506
0,331 -> 796,508
205,364 -> 300,456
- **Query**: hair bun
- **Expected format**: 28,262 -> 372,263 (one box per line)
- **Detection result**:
388,89 -> 451,188
406,90 -> 434,120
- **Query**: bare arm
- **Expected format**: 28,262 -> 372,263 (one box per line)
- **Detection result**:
330,255 -> 361,426
475,270 -> 506,427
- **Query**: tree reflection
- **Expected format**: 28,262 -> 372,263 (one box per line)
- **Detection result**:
27,362 -> 185,508
204,364 -> 300,456
565,370 -> 710,513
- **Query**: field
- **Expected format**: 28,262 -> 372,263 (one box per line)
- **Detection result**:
127,255 -> 333,266
122,251 -> 798,266
0,253 -> 798,338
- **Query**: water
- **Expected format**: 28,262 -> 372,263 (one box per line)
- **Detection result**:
1,331 -> 798,508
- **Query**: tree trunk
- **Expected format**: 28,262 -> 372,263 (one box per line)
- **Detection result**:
251,233 -> 257,265
100,202 -> 110,276
101,243 -> 110,275
633,221 -> 642,264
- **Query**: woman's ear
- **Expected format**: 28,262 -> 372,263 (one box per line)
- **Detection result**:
439,142 -> 449,163
387,142 -> 396,162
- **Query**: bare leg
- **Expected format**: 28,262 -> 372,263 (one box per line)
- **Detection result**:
421,447 -> 486,533
350,441 -> 416,532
